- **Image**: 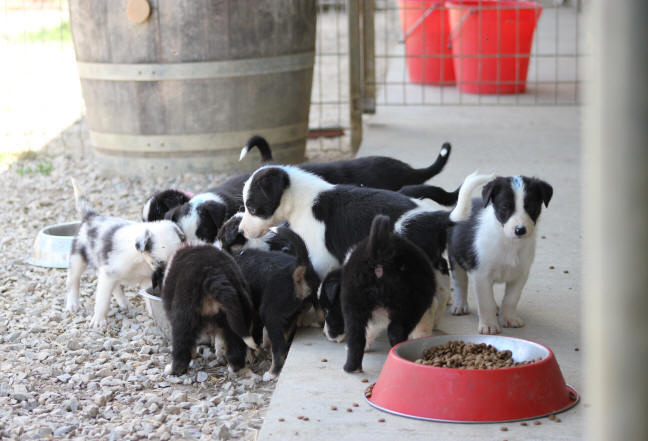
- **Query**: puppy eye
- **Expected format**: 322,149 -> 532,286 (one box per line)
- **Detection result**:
247,206 -> 256,216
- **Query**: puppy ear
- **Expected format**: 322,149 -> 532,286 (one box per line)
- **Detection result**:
174,225 -> 186,243
217,216 -> 242,250
534,179 -> 554,207
164,206 -> 181,223
135,230 -> 153,253
201,202 -> 226,231
481,179 -> 499,207
321,269 -> 341,304
292,266 -> 309,300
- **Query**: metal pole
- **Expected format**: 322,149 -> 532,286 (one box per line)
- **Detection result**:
362,0 -> 376,114
584,1 -> 648,440
348,0 -> 363,152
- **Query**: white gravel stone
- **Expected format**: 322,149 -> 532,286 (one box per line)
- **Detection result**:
196,371 -> 208,383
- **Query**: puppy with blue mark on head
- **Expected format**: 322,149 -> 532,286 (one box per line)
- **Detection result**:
447,175 -> 553,334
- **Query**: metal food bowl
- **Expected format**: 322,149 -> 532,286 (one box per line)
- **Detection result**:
366,334 -> 579,423
28,221 -> 80,269
139,287 -> 172,340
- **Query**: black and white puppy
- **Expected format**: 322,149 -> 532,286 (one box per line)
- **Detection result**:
156,244 -> 258,375
224,225 -> 320,380
337,215 -> 440,373
66,179 -> 186,328
319,210 -> 453,344
447,176 -> 553,334
241,136 -> 452,191
141,142 -> 273,223
238,165 -> 491,279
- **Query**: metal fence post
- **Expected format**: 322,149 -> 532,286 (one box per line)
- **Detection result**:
362,0 -> 376,114
348,0 -> 363,153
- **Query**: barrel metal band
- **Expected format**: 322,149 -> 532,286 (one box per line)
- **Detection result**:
88,123 -> 308,153
77,52 -> 314,81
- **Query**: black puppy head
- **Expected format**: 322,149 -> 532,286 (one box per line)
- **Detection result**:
318,269 -> 345,342
239,167 -> 290,238
482,176 -> 553,238
195,201 -> 227,243
216,213 -> 247,253
142,189 -> 190,222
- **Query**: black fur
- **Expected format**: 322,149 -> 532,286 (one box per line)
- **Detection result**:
244,168 -> 290,220
244,136 -> 452,191
318,268 -> 345,340
312,186 -> 419,263
447,199 -> 483,271
397,210 -> 453,272
161,245 -> 256,375
143,190 -> 191,222
398,184 -> 460,206
339,215 -> 436,372
243,135 -> 274,162
225,226 -> 320,377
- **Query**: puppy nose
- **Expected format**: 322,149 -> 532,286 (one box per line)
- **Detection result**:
514,225 -> 527,236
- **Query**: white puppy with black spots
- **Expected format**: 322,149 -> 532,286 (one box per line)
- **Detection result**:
66,179 -> 186,328
447,175 -> 553,334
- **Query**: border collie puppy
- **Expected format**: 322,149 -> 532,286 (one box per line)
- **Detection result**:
241,136 -> 452,191
227,226 -> 320,380
447,176 -> 553,334
337,215 -> 439,373
141,142 -> 273,222
238,165 -> 491,279
319,210 -> 453,344
156,244 -> 258,375
66,179 -> 186,328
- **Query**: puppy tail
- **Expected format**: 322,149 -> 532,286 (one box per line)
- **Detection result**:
240,135 -> 274,163
368,215 -> 393,258
449,171 -> 495,222
70,177 -> 94,218
412,142 -> 452,183
204,276 -> 257,350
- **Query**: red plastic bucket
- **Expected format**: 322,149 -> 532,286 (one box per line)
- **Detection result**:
446,0 -> 542,94
398,0 -> 455,85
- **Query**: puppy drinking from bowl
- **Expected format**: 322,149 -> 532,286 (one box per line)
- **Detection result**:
447,175 -> 553,334
66,179 -> 186,328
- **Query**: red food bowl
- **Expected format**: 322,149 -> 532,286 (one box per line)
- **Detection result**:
366,335 -> 579,423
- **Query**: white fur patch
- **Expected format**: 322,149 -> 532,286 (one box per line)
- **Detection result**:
449,172 -> 495,222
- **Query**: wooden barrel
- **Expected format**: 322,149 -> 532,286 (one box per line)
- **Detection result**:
69,0 -> 316,176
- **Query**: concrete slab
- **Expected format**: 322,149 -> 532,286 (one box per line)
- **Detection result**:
258,105 -> 582,441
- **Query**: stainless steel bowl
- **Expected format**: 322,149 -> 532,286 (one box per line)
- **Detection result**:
139,288 -> 172,340
28,221 -> 80,269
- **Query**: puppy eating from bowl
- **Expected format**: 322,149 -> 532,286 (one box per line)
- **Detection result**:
447,175 -> 553,334
66,179 -> 186,328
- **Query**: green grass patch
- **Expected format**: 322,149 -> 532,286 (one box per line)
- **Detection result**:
10,150 -> 54,176
5,20 -> 71,44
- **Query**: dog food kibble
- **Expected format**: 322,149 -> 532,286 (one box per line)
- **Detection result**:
303,417 -> 310,421
415,340 -> 541,369
346,408 -> 353,413
378,418 -> 386,423
534,421 -> 542,425
297,416 -> 304,420
549,414 -> 556,421
361,378 -> 369,383
331,406 -> 338,411
555,418 -> 562,423
549,265 -> 555,270
563,270 -> 569,274
574,347 -> 579,352
352,402 -> 359,407
321,359 -> 328,362
500,427 -> 508,432
278,418 -> 285,422
520,422 -> 528,426
364,383 -> 375,398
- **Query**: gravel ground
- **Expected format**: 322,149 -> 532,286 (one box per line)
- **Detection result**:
0,119 -> 351,441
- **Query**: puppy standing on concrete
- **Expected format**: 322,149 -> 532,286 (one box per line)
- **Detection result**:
66,179 -> 186,328
336,215 -> 439,373
447,176 -> 553,334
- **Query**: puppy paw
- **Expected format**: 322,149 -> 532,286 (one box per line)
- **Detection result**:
450,303 -> 469,315
478,320 -> 501,335
501,314 -> 525,328
262,371 -> 278,382
343,364 -> 363,374
65,298 -> 81,313
88,314 -> 107,329
115,297 -> 131,311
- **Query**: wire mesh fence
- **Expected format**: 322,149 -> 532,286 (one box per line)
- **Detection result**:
0,0 -> 585,161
